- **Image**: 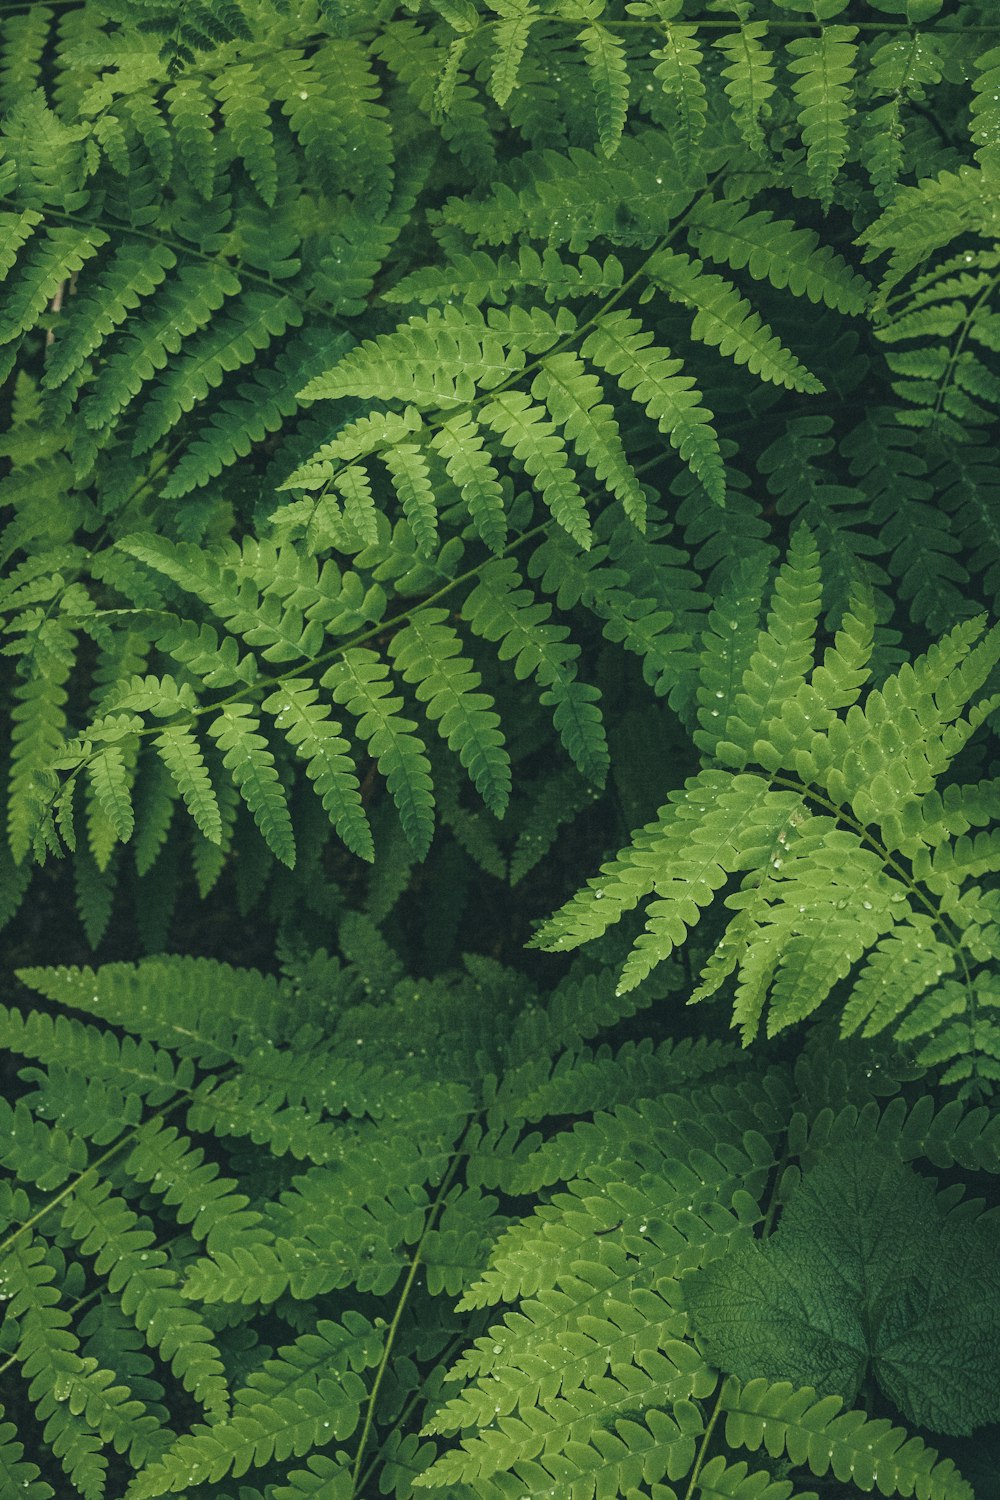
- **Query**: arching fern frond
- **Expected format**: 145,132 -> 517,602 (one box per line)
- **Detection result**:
535,531 -> 1000,1079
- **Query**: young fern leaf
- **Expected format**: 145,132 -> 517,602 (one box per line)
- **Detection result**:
536,532 -> 997,1064
478,390 -> 593,549
333,463 -> 380,546
489,5 -> 537,109
687,198 -> 870,315
582,311 -> 726,505
0,226 -> 108,346
153,726 -> 222,845
531,352 -> 646,529
86,743 -> 136,845
59,1177 -> 229,1420
715,23 -> 776,157
382,443 -> 439,556
463,556 -> 609,785
971,45 -> 1000,173
214,62 -> 278,205
721,1377 -> 972,1499
578,20 -> 630,158
431,414 -> 509,553
207,704 -> 296,868
322,648 -> 436,858
387,609 -> 511,817
786,26 -> 858,209
646,15 -> 707,179
716,525 -> 824,771
693,552 -> 770,760
647,251 -> 824,394
126,1316 -> 383,1499
262,683 -> 374,862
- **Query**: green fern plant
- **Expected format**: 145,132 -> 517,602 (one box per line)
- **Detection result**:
1,0 -> 999,952
1,10 -> 1000,1492
0,941 -> 994,1500
535,526 -> 1000,1085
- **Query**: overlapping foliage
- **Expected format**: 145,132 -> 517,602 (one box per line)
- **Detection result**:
1,0 -> 999,1496
0,942 -> 995,1499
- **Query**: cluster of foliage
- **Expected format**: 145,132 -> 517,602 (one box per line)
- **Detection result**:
0,0 -> 999,1495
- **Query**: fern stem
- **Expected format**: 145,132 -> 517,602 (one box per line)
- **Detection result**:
682,1383 -> 724,1500
349,1119 -> 472,1498
931,271 -> 1000,428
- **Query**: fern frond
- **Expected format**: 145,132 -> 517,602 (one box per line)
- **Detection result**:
647,17 -> 706,179
687,198 -> 870,315
721,1378 -> 972,1500
647,250 -> 824,393
971,45 -> 1000,174
0,224 -> 108,346
463,557 -> 608,784
531,351 -> 646,527
322,649 -> 435,857
214,61 -> 277,205
207,704 -> 296,868
715,23 -> 776,157
578,20 -> 629,158
385,244 -> 625,309
479,390 -> 593,548
60,1177 -> 229,1418
785,26 -> 858,208
715,525 -> 824,771
431,413 -> 509,553
126,1316 -> 382,1499
152,725 -> 221,845
263,683 -> 374,862
582,311 -> 725,504
387,609 -> 511,816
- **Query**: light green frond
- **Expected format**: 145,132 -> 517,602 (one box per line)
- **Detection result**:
126,1317 -> 382,1499
578,21 -> 629,158
153,726 -> 221,845
464,556 -> 609,783
648,20 -> 706,179
60,1177 -> 229,1418
582,311 -> 725,505
715,525 -> 823,771
214,61 -> 277,205
207,704 -> 296,868
693,552 -> 770,760
384,245 -> 625,309
971,45 -> 1000,173
0,224 -> 108,347
687,199 -> 870,315
721,1378 -> 972,1500
431,413 -> 509,553
531,351 -> 646,528
489,7 -> 537,109
647,250 -> 823,393
387,609 -> 511,817
301,305 -> 523,408
263,683 -> 374,862
322,648 -> 435,857
86,742 -> 136,844
715,24 -> 776,157
785,26 -> 858,208
479,390 -> 592,548
382,444 -> 439,556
